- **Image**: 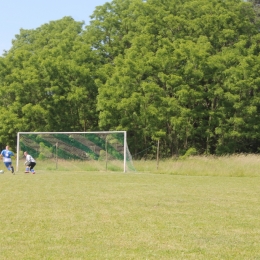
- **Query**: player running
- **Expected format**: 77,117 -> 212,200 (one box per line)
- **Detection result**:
0,145 -> 15,174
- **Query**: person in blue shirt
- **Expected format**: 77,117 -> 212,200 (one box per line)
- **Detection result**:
0,146 -> 14,174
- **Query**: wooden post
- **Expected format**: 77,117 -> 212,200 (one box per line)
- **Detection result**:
105,138 -> 108,171
157,139 -> 160,170
56,142 -> 58,170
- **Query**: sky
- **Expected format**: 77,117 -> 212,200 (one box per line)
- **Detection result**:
0,0 -> 111,55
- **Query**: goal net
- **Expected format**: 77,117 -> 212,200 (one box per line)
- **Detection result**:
16,131 -> 136,173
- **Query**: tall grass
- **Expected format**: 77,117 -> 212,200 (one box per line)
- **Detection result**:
0,155 -> 260,259
134,154 -> 260,177
17,153 -> 260,177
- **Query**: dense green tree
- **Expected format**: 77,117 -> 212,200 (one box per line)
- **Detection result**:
0,17 -> 99,147
92,0 -> 260,156
1,0 -> 260,156
247,0 -> 260,20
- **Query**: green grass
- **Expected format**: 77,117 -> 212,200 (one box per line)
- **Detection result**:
134,154 -> 260,177
1,155 -> 260,259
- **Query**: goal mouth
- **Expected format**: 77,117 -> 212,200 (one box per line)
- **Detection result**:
17,131 -> 135,173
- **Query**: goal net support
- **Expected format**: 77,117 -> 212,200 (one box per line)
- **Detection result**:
16,131 -> 135,173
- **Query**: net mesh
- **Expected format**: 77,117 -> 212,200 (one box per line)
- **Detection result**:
18,132 -> 136,172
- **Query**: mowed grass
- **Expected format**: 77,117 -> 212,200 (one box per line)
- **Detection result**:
0,155 -> 260,259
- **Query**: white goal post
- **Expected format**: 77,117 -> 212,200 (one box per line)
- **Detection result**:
16,131 -> 135,173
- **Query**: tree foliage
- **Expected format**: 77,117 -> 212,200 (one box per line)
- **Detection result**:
1,0 -> 260,157
0,17 -> 99,146
93,0 -> 260,156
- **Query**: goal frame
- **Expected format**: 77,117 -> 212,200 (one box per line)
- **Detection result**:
17,131 -> 128,172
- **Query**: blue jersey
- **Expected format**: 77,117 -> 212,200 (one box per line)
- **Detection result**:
1,149 -> 14,162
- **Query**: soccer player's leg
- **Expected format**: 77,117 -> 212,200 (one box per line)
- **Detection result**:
4,162 -> 14,174
25,163 -> 30,173
4,162 -> 10,171
30,163 -> 36,174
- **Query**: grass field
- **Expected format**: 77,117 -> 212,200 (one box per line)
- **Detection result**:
1,155 -> 260,259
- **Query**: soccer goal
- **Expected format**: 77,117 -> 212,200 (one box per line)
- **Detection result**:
16,131 -> 135,173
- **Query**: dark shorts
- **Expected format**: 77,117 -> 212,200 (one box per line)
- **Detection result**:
28,162 -> 36,169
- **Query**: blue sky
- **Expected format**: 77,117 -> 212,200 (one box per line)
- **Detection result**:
0,0 -> 110,55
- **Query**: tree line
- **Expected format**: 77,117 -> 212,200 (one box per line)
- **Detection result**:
0,0 -> 260,158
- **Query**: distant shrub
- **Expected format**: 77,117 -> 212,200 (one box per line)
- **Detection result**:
180,148 -> 197,159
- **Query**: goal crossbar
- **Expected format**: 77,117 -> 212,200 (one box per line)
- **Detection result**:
17,131 -> 131,172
